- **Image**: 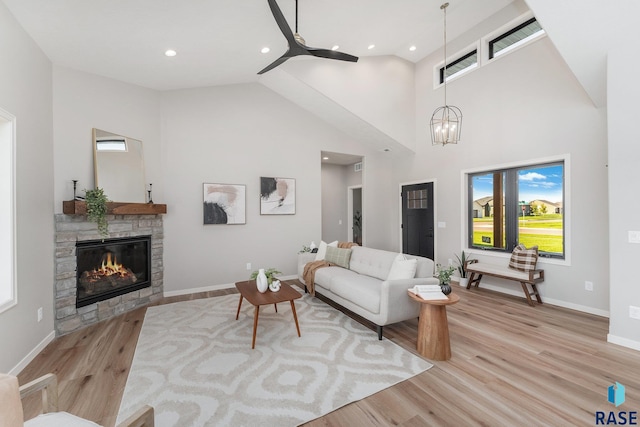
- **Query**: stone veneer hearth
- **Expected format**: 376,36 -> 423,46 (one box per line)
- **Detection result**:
54,213 -> 164,335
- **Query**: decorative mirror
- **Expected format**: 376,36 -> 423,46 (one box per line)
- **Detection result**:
93,128 -> 146,203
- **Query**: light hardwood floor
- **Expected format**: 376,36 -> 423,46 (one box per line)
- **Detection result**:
18,283 -> 640,426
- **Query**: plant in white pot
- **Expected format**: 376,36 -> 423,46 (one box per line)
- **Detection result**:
454,251 -> 473,287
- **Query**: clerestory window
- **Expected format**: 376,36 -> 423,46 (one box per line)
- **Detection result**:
489,17 -> 545,59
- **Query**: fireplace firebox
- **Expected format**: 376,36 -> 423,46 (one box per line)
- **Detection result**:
76,236 -> 151,308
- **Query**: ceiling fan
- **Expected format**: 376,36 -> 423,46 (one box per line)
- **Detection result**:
258,0 -> 359,75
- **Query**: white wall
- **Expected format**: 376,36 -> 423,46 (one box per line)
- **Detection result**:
53,66 -> 162,210
392,34 -> 609,314
0,2 -> 54,373
277,56 -> 416,151
607,45 -> 640,348
160,84 -> 392,293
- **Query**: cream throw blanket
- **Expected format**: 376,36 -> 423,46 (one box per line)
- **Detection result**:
303,242 -> 359,295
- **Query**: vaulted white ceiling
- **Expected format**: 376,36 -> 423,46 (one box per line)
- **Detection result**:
2,0 -> 515,91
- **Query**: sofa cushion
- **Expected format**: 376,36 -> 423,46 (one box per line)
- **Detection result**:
330,273 -> 381,314
508,244 -> 539,272
314,266 -> 352,291
314,240 -> 338,261
387,254 -> 417,280
324,246 -> 352,269
348,246 -> 398,281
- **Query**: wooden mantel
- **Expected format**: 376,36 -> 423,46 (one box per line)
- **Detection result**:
63,200 -> 167,215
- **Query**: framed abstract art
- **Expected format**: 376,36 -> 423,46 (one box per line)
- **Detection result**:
203,183 -> 246,224
260,177 -> 295,215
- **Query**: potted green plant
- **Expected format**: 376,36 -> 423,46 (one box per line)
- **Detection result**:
435,264 -> 455,295
353,210 -> 362,245
454,251 -> 474,287
250,268 -> 281,285
85,187 -> 109,239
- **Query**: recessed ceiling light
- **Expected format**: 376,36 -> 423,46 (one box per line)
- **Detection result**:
409,45 -> 417,52
323,156 -> 329,160
367,44 -> 375,50
164,49 -> 177,57
331,45 -> 339,51
261,47 -> 270,54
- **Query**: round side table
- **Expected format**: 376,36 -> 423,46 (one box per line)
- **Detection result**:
407,291 -> 460,361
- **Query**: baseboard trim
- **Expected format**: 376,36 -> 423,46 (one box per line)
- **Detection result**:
12,330 -> 55,375
607,334 -> 640,351
163,283 -> 235,297
162,275 -> 299,298
473,283 -> 610,317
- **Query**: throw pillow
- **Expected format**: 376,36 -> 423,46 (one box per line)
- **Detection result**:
324,246 -> 352,269
315,240 -> 338,261
387,255 -> 418,280
508,244 -> 539,272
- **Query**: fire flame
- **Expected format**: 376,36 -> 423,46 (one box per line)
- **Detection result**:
96,252 -> 130,278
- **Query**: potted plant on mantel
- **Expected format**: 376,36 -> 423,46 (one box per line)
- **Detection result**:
455,250 -> 474,287
85,187 -> 109,239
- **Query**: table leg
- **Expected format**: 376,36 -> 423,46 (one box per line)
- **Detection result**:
290,300 -> 301,337
416,304 -> 451,361
235,295 -> 244,320
274,303 -> 278,313
252,305 -> 260,349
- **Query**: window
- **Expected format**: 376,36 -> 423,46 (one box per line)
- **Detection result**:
468,161 -> 564,259
0,108 -> 17,313
438,49 -> 478,84
406,189 -> 429,209
488,17 -> 545,59
96,138 -> 127,152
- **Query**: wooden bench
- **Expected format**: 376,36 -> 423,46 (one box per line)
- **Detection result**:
465,259 -> 545,306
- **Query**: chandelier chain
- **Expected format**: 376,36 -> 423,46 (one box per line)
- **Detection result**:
442,2 -> 448,106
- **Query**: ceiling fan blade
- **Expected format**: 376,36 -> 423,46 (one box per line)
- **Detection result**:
267,0 -> 296,45
257,54 -> 291,75
307,48 -> 359,63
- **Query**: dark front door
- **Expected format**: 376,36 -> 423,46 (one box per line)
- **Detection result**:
402,182 -> 434,259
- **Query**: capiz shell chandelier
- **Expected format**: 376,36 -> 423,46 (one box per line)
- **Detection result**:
430,2 -> 462,146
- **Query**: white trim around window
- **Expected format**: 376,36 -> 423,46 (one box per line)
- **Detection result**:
0,107 -> 17,313
481,11 -> 547,66
460,154 -> 571,267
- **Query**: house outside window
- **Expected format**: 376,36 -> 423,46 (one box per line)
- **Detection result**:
468,161 -> 564,259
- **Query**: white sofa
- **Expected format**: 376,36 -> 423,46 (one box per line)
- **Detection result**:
297,246 -> 439,339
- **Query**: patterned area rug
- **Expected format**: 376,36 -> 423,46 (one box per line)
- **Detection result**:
117,293 -> 432,426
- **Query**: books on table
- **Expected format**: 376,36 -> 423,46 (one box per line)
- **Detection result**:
409,285 -> 448,301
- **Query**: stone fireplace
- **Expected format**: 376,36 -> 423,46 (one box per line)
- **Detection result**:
54,209 -> 164,335
76,235 -> 151,308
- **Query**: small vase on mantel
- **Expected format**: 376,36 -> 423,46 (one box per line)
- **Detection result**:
256,268 -> 268,293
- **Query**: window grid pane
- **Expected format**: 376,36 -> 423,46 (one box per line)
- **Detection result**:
407,189 -> 428,209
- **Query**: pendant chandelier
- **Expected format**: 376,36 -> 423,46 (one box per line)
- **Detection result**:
430,2 -> 462,146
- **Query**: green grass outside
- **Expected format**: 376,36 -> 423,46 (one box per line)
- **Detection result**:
471,214 -> 564,253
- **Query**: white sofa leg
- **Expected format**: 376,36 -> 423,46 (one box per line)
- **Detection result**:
377,325 -> 383,340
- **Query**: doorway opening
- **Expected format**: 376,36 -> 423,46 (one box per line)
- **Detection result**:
348,186 -> 362,245
321,151 -> 363,244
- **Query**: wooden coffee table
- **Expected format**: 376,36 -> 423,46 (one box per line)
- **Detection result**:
407,291 -> 460,361
235,280 -> 302,349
